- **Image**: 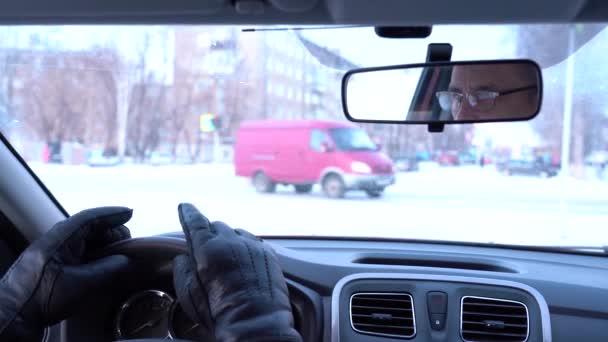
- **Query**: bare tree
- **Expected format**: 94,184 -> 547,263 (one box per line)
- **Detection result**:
125,33 -> 169,161
82,48 -> 123,153
20,56 -> 91,144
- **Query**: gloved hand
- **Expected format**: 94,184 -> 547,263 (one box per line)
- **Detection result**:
0,207 -> 133,341
173,203 -> 302,342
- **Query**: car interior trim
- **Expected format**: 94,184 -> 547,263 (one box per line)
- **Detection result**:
349,292 -> 416,339
0,133 -> 66,241
460,295 -> 530,342
331,272 -> 552,342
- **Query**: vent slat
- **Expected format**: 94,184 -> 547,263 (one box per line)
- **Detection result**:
352,305 -> 412,312
354,322 -> 415,330
352,314 -> 413,321
353,297 -> 412,303
461,296 -> 528,342
465,302 -> 526,309
463,320 -> 528,328
350,293 -> 416,338
462,330 -> 528,337
463,310 -> 527,319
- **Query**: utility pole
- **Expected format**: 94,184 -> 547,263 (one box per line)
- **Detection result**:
560,26 -> 576,177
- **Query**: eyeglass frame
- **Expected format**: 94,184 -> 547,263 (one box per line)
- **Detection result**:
435,84 -> 538,115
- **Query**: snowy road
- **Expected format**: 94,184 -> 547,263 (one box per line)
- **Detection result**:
29,162 -> 608,247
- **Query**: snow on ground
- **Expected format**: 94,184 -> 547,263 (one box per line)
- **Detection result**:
28,162 -> 608,247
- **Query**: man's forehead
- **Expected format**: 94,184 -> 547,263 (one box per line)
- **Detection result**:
450,64 -> 522,87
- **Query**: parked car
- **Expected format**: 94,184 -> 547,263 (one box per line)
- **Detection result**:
394,156 -> 419,172
458,152 -> 476,165
502,159 -> 559,178
585,150 -> 608,179
149,152 -> 172,166
437,150 -> 460,166
234,120 -> 395,198
585,150 -> 608,167
86,150 -> 120,167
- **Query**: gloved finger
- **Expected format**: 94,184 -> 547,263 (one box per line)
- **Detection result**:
39,207 -> 133,263
212,221 -> 239,239
48,255 -> 132,321
87,224 -> 131,249
177,203 -> 215,250
234,228 -> 258,241
173,255 -> 214,333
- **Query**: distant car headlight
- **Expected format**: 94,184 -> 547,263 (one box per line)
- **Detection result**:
351,161 -> 371,174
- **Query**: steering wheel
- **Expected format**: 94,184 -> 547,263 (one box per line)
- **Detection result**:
90,236 -> 207,342
88,236 -> 319,342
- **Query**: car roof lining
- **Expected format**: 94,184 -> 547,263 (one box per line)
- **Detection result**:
0,0 -> 606,25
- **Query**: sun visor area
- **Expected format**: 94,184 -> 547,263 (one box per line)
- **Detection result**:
268,0 -> 319,13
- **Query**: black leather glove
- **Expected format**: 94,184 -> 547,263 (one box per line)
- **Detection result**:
0,206 -> 133,341
173,203 -> 302,342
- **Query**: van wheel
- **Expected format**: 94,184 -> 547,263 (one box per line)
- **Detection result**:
253,172 -> 276,193
322,174 -> 345,199
365,189 -> 384,198
294,184 -> 313,194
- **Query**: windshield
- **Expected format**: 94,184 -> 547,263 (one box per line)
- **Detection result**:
329,128 -> 376,151
1,24 -> 607,248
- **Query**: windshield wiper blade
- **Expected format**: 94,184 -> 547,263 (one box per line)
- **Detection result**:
558,246 -> 608,254
527,245 -> 608,254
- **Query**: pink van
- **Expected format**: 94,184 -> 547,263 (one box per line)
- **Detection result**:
234,120 -> 395,198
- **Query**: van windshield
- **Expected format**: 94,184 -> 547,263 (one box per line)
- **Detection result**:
329,128 -> 377,151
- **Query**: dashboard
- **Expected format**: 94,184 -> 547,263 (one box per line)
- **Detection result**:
58,235 -> 608,342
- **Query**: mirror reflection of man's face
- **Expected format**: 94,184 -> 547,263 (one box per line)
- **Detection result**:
447,64 -> 538,121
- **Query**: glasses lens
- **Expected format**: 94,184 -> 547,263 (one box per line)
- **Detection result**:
468,91 -> 497,111
436,92 -> 454,112
436,91 -> 463,115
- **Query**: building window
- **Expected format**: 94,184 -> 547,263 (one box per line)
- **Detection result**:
276,83 -> 285,97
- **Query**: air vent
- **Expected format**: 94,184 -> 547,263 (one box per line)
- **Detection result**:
461,296 -> 529,342
350,292 -> 416,339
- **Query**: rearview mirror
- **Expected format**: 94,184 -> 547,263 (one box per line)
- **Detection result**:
342,60 -> 542,124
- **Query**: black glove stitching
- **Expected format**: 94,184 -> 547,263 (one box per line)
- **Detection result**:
263,249 -> 274,300
231,245 -> 250,297
44,263 -> 62,321
186,276 -> 207,329
244,241 -> 261,293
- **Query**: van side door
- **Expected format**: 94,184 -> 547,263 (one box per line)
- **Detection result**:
304,129 -> 334,181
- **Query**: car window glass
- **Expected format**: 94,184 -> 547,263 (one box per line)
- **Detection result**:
309,130 -> 330,152
0,24 -> 606,248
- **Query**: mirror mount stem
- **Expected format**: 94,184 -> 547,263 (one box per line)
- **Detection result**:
425,43 -> 452,133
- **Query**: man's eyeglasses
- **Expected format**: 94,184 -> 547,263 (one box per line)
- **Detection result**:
435,85 -> 537,114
